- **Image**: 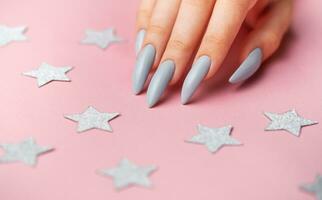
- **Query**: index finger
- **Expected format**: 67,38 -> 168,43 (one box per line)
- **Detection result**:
136,0 -> 157,53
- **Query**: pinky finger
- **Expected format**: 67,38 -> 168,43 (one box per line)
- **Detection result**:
229,0 -> 293,84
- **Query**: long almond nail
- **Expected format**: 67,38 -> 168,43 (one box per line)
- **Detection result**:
132,44 -> 156,95
229,48 -> 263,84
147,60 -> 175,108
135,29 -> 146,55
181,56 -> 211,105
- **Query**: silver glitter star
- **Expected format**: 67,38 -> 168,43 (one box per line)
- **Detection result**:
0,25 -> 27,46
23,63 -> 72,87
186,124 -> 241,153
264,109 -> 318,136
81,28 -> 123,49
0,137 -> 53,166
64,106 -> 119,133
98,158 -> 156,189
301,175 -> 322,200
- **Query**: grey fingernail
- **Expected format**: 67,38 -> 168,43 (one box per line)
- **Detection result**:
135,29 -> 146,55
132,44 -> 156,94
147,60 -> 175,108
181,56 -> 211,105
229,48 -> 263,84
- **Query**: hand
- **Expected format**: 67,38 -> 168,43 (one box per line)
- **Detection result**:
133,0 -> 293,107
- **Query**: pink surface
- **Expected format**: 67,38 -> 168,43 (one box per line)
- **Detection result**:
0,0 -> 322,199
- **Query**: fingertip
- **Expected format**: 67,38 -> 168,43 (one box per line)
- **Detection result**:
229,48 -> 263,84
204,63 -> 218,80
169,73 -> 181,86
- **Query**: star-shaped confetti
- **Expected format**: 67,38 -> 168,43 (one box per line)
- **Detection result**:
23,63 -> 72,87
301,175 -> 322,200
81,28 -> 123,49
64,106 -> 119,133
264,109 -> 318,136
186,124 -> 241,153
0,25 -> 27,46
98,158 -> 156,189
0,137 -> 53,166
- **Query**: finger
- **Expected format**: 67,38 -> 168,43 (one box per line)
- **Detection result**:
181,0 -> 257,104
133,0 -> 181,95
146,0 -> 216,107
135,0 -> 157,54
229,0 -> 293,84
245,0 -> 272,28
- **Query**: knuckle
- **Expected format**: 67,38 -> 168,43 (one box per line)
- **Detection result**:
168,39 -> 192,51
263,31 -> 281,50
204,35 -> 226,49
148,24 -> 167,36
221,0 -> 257,10
138,9 -> 150,19
183,0 -> 214,8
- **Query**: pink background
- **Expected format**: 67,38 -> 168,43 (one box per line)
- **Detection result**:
1,0 -> 322,199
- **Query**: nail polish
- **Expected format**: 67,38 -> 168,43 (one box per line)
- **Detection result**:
135,29 -> 146,55
132,44 -> 156,95
229,48 -> 263,84
147,60 -> 175,108
181,56 -> 211,105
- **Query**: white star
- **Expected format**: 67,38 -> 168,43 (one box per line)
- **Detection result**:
0,137 -> 53,166
23,63 -> 72,87
186,124 -> 241,153
81,28 -> 123,49
0,25 -> 27,46
98,158 -> 156,189
264,109 -> 318,136
301,175 -> 322,200
64,106 -> 119,133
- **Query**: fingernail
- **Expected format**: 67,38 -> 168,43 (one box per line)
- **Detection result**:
147,60 -> 175,108
229,48 -> 263,84
132,44 -> 156,95
181,56 -> 211,105
135,29 -> 146,55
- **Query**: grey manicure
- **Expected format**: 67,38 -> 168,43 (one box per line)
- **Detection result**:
229,48 -> 263,84
135,29 -> 146,55
147,60 -> 175,108
181,56 -> 211,105
132,44 -> 156,95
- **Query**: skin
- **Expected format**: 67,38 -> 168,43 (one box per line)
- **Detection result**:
135,0 -> 293,84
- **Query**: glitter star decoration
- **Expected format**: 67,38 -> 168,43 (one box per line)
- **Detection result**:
186,124 -> 241,153
0,137 -> 53,166
98,158 -> 156,190
64,106 -> 120,133
0,25 -> 27,46
301,175 -> 322,200
264,109 -> 318,136
23,63 -> 72,87
81,28 -> 123,49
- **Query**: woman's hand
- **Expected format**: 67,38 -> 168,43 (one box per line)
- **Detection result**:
133,0 -> 293,107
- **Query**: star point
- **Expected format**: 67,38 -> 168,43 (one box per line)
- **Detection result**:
0,25 -> 27,46
98,158 -> 156,189
264,109 -> 318,136
301,175 -> 322,200
0,137 -> 53,166
81,28 -> 123,49
65,106 -> 120,133
23,63 -> 72,87
186,124 -> 241,153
